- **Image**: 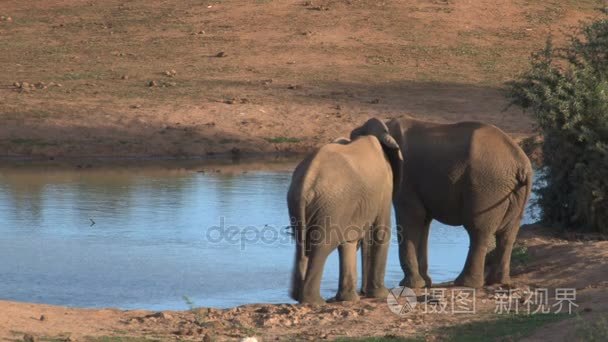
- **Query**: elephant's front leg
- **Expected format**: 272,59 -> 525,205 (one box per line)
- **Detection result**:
396,199 -> 429,288
417,220 -> 433,287
365,214 -> 391,298
336,241 -> 360,302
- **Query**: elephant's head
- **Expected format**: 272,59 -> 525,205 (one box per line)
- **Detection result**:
350,118 -> 403,198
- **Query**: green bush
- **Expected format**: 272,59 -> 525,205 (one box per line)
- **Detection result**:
508,19 -> 608,233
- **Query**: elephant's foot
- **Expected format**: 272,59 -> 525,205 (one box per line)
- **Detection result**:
335,290 -> 360,302
300,295 -> 326,305
421,273 -> 433,287
399,275 -> 427,288
454,274 -> 484,288
486,271 -> 511,286
365,286 -> 389,299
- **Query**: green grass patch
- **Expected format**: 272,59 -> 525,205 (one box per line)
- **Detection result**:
577,314 -> 608,341
335,335 -> 424,342
264,136 -> 301,144
439,313 -> 570,341
9,138 -> 57,147
335,336 -> 421,342
511,244 -> 530,265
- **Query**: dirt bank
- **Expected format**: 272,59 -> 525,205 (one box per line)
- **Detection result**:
0,0 -> 600,158
1,225 -> 606,341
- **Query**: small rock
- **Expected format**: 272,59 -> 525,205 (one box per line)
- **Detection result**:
148,80 -> 157,87
203,334 -> 212,342
23,334 -> 37,342
121,75 -> 129,80
13,82 -> 20,87
215,51 -> 227,57
224,98 -> 235,104
39,314 -> 45,321
175,328 -> 194,336
287,84 -> 299,89
21,82 -> 30,88
231,147 -> 241,155
370,98 -> 380,104
148,311 -> 172,320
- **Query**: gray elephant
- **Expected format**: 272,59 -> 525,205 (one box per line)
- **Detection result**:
288,118 -> 402,305
378,116 -> 533,288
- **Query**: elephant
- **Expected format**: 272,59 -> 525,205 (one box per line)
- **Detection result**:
288,118 -> 403,305
378,116 -> 533,289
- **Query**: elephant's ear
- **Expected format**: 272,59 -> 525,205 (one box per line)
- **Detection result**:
351,118 -> 403,198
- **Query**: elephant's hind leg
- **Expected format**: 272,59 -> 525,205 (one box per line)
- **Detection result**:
336,241 -> 360,302
486,223 -> 519,285
454,229 -> 492,288
301,245 -> 333,305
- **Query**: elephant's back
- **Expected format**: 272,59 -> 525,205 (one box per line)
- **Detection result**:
396,119 -> 531,225
296,138 -> 392,224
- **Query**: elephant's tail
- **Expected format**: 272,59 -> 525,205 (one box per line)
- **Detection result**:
501,165 -> 533,233
289,201 -> 308,302
517,166 -> 533,225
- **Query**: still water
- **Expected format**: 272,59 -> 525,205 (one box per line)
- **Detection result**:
0,160 -> 535,310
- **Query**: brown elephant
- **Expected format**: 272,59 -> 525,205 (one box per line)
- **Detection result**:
380,116 -> 533,288
288,118 -> 402,305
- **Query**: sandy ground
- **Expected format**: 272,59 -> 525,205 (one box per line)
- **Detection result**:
1,225 -> 606,341
0,0 -> 602,158
1,1 -> 606,340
